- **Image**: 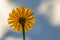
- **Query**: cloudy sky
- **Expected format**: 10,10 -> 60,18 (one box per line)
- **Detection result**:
0,0 -> 60,40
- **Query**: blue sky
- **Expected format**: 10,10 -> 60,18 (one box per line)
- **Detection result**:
0,0 -> 60,40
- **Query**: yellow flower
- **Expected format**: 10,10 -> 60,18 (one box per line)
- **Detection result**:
8,7 -> 35,32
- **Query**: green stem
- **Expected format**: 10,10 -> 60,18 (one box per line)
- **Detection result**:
22,23 -> 25,40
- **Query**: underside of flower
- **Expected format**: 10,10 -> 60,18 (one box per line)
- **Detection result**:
8,6 -> 35,32
18,17 -> 25,25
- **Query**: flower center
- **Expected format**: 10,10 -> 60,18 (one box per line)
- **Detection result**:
18,17 -> 25,25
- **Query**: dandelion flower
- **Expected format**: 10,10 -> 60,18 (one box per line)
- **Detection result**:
8,7 -> 35,32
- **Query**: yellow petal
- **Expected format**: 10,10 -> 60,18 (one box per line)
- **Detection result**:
24,23 -> 32,32
26,18 -> 35,25
12,9 -> 20,17
9,13 -> 18,18
25,22 -> 33,28
22,7 -> 25,17
8,17 -> 17,21
24,26 -> 27,32
25,8 -> 33,18
8,20 -> 13,24
17,7 -> 22,17
13,23 -> 19,32
26,15 -> 34,20
19,24 -> 22,32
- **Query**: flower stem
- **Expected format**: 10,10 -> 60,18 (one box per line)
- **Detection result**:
22,23 -> 25,40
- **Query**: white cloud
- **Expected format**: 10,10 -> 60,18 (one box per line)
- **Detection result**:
4,36 -> 30,40
38,0 -> 60,26
0,0 -> 15,39
50,0 -> 60,26
38,2 -> 48,15
37,0 -> 50,15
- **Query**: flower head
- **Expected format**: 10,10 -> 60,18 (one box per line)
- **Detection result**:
8,6 -> 35,32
